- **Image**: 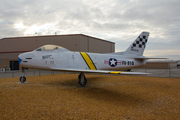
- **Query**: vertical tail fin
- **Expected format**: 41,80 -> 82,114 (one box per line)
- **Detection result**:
124,32 -> 149,56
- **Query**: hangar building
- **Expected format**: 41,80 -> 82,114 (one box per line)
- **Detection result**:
0,34 -> 115,71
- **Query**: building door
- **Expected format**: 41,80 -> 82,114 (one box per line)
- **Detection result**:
10,61 -> 19,70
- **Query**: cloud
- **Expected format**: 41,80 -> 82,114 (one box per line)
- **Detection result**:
0,0 -> 180,59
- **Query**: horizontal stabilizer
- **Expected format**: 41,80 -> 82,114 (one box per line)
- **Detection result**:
134,57 -> 168,60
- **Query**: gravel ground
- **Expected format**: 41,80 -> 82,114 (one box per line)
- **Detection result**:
0,74 -> 180,119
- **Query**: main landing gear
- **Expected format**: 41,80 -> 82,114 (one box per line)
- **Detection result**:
20,68 -> 26,83
19,69 -> 87,86
78,73 -> 87,86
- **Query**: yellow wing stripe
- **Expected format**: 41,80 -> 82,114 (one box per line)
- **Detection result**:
110,71 -> 124,74
80,52 -> 96,70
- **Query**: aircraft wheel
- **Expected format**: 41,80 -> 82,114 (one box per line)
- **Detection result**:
78,74 -> 87,86
78,74 -> 81,80
78,78 -> 87,86
20,76 -> 26,83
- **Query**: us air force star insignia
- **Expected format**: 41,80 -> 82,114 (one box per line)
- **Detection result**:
109,58 -> 117,67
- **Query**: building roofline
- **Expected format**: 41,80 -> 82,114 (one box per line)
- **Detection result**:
0,34 -> 115,44
80,34 -> 115,44
0,50 -> 32,54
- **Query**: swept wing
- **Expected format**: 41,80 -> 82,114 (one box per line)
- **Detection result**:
51,67 -> 149,75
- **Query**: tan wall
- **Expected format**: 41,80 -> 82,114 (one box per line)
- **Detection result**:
0,53 -> 21,70
111,44 -> 115,53
0,60 -> 10,68
142,62 -> 177,69
89,37 -> 114,53
0,53 -> 21,59
0,35 -> 82,52
35,35 -> 81,52
0,37 -> 36,52
80,35 -> 115,53
1,34 -> 114,53
144,62 -> 169,69
80,36 -> 88,52
169,62 -> 177,68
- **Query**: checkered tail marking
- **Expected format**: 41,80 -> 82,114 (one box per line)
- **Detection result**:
132,35 -> 148,49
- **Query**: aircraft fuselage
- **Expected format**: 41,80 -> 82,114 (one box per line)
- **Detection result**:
19,49 -> 146,71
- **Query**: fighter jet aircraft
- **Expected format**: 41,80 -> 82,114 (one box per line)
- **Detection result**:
18,32 -> 157,86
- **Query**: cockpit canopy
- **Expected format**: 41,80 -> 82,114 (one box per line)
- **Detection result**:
35,45 -> 63,51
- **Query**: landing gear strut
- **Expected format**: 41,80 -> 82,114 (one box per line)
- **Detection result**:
20,67 -> 26,83
78,73 -> 87,86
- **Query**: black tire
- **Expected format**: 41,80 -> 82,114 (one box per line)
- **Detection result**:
78,74 -> 87,86
20,76 -> 26,83
78,74 -> 81,80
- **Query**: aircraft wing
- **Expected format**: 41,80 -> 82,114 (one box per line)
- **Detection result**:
51,68 -> 149,75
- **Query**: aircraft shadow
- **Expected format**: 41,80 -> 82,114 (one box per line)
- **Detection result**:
44,77 -> 150,106
44,76 -> 101,88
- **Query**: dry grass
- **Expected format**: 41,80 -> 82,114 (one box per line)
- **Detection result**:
0,74 -> 180,119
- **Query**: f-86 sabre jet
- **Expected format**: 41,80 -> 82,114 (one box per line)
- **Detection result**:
18,32 -> 160,86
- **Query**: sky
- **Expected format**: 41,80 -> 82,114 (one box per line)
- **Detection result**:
0,0 -> 180,60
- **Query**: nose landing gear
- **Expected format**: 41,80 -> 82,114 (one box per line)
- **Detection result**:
19,67 -> 26,83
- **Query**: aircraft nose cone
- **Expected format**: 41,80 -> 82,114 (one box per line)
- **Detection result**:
18,54 -> 23,65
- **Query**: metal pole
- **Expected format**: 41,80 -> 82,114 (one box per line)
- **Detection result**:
34,70 -> 35,76
12,61 -> 14,71
39,70 -> 41,76
144,65 -> 147,76
169,61 -> 171,78
12,71 -> 14,77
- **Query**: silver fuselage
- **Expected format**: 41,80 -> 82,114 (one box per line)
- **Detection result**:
18,48 -> 146,71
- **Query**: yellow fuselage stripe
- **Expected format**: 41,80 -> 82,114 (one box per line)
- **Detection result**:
80,52 -> 96,70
